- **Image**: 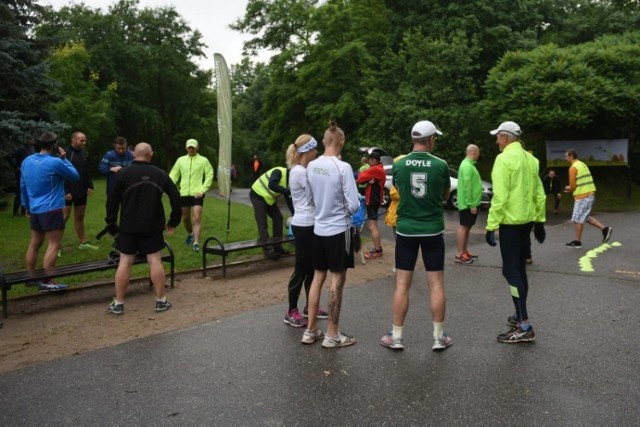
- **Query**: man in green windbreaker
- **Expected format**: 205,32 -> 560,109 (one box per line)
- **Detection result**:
485,121 -> 546,344
455,144 -> 483,264
169,139 -> 214,252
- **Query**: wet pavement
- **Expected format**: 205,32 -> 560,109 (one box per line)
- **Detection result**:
1,204 -> 639,425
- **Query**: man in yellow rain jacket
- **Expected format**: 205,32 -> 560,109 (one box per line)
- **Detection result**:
486,121 -> 546,344
169,139 -> 214,252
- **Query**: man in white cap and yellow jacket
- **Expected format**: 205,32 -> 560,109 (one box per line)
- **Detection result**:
169,138 -> 214,252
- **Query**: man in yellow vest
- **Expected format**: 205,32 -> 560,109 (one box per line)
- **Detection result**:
250,166 -> 294,259
564,149 -> 612,248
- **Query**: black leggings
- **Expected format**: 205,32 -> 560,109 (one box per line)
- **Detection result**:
499,223 -> 533,322
287,225 -> 314,309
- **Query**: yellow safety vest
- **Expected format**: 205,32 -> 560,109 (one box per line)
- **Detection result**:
572,160 -> 596,197
251,167 -> 288,205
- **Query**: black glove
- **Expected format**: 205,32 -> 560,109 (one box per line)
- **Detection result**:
106,223 -> 120,237
534,223 -> 546,244
486,230 -> 497,247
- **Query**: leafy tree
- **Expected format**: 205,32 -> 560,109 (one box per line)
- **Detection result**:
0,0 -> 65,196
37,0 -> 216,170
483,31 -> 640,166
47,42 -> 116,151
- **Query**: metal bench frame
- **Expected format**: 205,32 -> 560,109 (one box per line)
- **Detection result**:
0,242 -> 175,318
202,235 -> 294,278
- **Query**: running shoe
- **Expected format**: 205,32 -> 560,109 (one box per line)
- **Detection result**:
301,328 -> 324,344
303,305 -> 328,319
454,253 -> 473,264
78,241 -> 99,250
380,332 -> 404,350
432,333 -> 453,351
364,248 -> 383,259
506,315 -> 519,328
497,325 -> 535,343
284,308 -> 307,328
192,243 -> 200,252
106,300 -> 124,315
565,240 -> 582,248
322,331 -> 357,348
602,227 -> 612,243
464,251 -> 479,259
185,234 -> 193,246
155,299 -> 172,312
38,282 -> 68,292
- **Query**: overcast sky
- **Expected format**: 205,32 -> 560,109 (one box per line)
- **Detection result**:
43,0 -> 270,70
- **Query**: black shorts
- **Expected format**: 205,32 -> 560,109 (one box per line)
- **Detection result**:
312,229 -> 355,272
30,209 -> 64,232
459,208 -> 479,227
366,205 -> 380,221
395,234 -> 445,272
65,195 -> 87,207
116,231 -> 165,256
180,196 -> 204,207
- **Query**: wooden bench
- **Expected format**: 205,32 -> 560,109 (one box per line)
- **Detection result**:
0,241 -> 175,318
202,235 -> 294,278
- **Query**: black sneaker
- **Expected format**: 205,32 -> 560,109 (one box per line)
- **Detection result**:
497,326 -> 535,343
506,315 -> 519,328
602,227 -> 612,243
566,240 -> 582,248
107,300 -> 124,315
155,299 -> 172,312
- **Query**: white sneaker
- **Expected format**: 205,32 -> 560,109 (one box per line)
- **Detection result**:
321,331 -> 357,348
432,333 -> 453,351
301,328 -> 324,344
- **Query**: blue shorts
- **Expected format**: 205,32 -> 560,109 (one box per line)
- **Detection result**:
571,195 -> 595,223
312,229 -> 355,272
30,209 -> 65,232
395,234 -> 445,272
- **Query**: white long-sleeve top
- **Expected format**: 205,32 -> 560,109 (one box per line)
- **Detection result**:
290,164 -> 315,227
305,155 -> 360,236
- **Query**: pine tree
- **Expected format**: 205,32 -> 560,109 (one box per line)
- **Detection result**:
0,0 -> 64,197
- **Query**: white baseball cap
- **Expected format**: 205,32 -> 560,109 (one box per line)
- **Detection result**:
185,138 -> 198,148
411,120 -> 443,138
490,121 -> 521,136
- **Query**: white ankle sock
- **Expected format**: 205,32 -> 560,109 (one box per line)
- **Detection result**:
433,322 -> 444,339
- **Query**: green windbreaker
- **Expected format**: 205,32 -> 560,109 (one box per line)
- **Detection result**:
457,157 -> 482,210
487,141 -> 545,231
169,153 -> 214,196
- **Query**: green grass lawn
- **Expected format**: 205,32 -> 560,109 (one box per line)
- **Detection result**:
1,178 -> 280,299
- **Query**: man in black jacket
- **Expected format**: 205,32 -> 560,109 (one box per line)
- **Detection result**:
542,169 -> 562,214
63,131 -> 98,251
105,142 -> 182,315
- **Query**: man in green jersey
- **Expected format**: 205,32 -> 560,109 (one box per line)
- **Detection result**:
455,144 -> 483,264
380,120 -> 453,352
486,121 -> 546,344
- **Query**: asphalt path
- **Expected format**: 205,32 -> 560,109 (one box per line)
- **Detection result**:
1,191 -> 638,425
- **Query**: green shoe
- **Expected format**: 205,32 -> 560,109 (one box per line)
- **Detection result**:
78,241 -> 99,250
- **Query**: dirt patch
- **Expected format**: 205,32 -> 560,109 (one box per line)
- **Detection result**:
0,247 -> 395,373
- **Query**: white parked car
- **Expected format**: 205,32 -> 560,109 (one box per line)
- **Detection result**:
359,147 -> 493,209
